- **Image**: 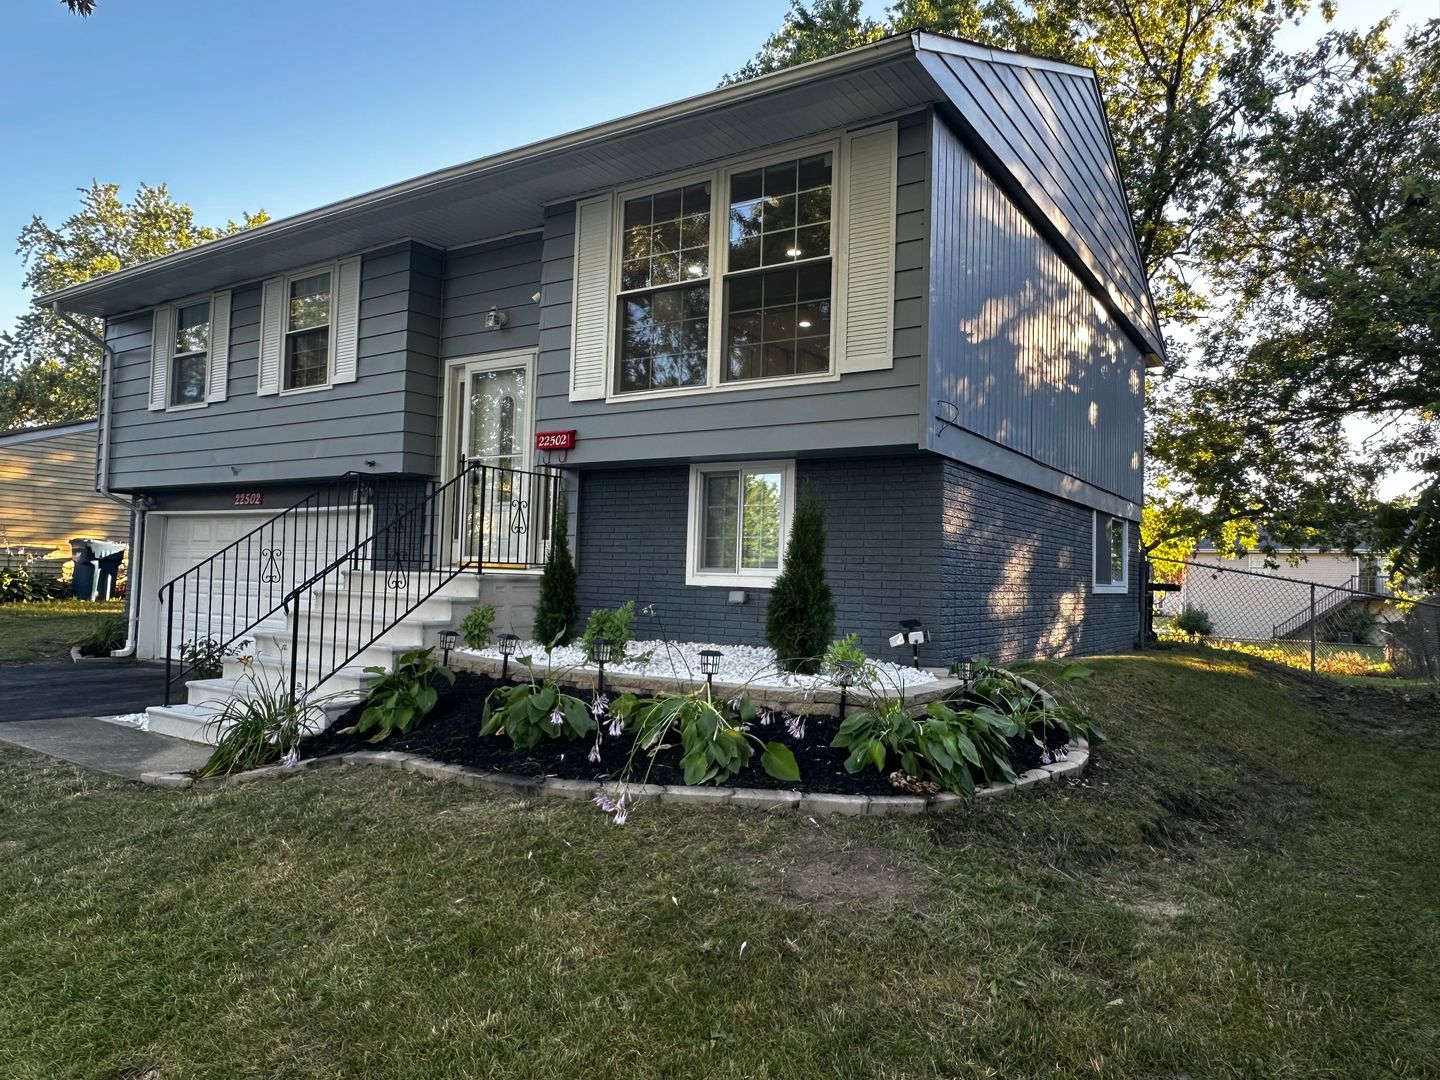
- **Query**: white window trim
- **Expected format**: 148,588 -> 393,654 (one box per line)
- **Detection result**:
607,136 -> 844,403
1093,512 -> 1129,594
279,262 -> 338,396
165,292 -> 216,412
686,459 -> 796,588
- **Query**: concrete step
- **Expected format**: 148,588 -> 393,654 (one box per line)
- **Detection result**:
307,587 -> 480,627
145,703 -> 225,745
286,611 -> 454,651
248,628 -> 412,673
342,570 -> 484,600
184,676 -> 363,721
220,656 -> 380,695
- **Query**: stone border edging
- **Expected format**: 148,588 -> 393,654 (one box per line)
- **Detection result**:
137,739 -> 1090,815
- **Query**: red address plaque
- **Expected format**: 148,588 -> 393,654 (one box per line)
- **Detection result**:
534,430 -> 577,451
233,491 -> 264,507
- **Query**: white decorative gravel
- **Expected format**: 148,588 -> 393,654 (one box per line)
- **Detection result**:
458,639 -> 938,691
102,712 -> 149,731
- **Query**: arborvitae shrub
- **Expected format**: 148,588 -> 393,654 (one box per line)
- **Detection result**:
765,487 -> 835,673
533,495 -> 579,647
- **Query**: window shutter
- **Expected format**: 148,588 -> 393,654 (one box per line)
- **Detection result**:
206,290 -> 231,402
258,276 -> 284,396
331,256 -> 362,384
838,123 -> 898,374
148,306 -> 173,411
569,194 -> 614,401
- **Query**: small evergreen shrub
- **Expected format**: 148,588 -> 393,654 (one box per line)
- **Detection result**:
533,495 -> 579,647
582,600 -> 635,664
459,603 -> 497,649
1174,604 -> 1213,638
765,487 -> 834,673
822,633 -> 875,680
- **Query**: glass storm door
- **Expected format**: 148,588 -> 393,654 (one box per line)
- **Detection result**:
455,359 -> 533,565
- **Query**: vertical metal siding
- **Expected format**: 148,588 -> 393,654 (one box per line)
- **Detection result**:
928,118 -> 1144,504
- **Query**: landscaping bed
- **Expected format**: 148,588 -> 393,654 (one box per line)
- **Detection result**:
301,670 -> 1072,796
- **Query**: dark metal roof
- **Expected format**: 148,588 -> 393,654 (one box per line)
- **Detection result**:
38,33 -> 1164,361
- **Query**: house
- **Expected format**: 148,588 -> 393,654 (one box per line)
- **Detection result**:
1174,541 -> 1397,643
36,33 -> 1159,739
0,419 -> 131,579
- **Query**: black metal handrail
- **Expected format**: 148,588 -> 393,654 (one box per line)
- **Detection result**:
1271,575 -> 1367,640
159,473 -> 433,705
282,462 -> 560,705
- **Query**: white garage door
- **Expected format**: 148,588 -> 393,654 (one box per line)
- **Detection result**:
151,509 -> 362,659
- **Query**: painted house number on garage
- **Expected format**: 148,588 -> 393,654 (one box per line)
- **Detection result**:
232,492 -> 264,507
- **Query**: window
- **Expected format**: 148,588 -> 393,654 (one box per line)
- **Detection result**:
723,152 -> 833,383
687,461 -> 795,586
285,270 -> 332,390
616,182 -> 712,394
170,299 -> 210,406
1094,513 -> 1129,593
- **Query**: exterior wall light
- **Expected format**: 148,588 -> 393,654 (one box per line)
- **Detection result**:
497,632 -> 519,680
592,637 -> 614,694
889,619 -> 929,669
699,648 -> 722,694
485,306 -> 508,330
832,659 -> 857,718
437,629 -> 459,666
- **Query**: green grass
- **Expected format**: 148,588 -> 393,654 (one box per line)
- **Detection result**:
1,649 -> 1438,1078
0,600 -> 125,662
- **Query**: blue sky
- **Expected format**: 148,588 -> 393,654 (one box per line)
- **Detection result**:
0,0 -> 1429,336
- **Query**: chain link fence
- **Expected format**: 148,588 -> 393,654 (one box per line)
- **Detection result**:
1146,556 -> 1440,684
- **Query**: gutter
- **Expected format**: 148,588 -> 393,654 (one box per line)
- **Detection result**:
50,305 -> 143,658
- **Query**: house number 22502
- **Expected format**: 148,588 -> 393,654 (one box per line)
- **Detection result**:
233,492 -> 264,507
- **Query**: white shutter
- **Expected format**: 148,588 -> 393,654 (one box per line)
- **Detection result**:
838,123 -> 898,374
569,194 -> 614,401
258,276 -> 284,396
148,306 -> 173,411
206,290 -> 231,402
331,256 -> 362,384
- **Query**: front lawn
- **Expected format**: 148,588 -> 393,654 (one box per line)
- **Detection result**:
0,600 -> 124,663
1,648 -> 1437,1078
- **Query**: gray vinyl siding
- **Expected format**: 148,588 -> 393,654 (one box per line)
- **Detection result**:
0,425 -> 130,555
439,233 -> 544,361
104,243 -> 441,491
926,117 -> 1145,509
531,112 -> 931,465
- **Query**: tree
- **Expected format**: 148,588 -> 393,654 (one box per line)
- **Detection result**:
765,487 -> 835,673
721,1 -> 884,86
61,0 -> 96,15
533,495 -> 579,647
0,182 -> 268,429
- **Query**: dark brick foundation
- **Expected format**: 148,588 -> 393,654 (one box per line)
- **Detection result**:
573,454 -> 1139,665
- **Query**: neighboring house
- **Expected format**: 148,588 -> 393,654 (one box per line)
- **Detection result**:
1177,542 -> 1397,643
0,419 -> 131,577
37,33 -> 1160,737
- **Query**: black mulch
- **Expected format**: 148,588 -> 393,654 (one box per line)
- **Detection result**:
301,672 -> 1069,796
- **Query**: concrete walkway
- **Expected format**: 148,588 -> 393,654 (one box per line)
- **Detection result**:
0,715 -> 210,779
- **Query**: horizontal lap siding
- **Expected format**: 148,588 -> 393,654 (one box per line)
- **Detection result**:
106,244 -> 438,491
439,233 -> 544,362
937,460 -> 1138,662
534,113 -> 930,465
575,455 -> 944,660
927,119 -> 1144,508
0,429 -> 129,551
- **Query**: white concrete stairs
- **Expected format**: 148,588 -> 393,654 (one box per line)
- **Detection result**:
145,571 -> 540,745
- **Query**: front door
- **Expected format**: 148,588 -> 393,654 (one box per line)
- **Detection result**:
450,353 -> 541,566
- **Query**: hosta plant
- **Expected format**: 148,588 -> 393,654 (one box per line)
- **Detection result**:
351,647 -> 455,742
960,658 -> 1105,749
481,675 -> 596,749
631,690 -> 800,787
831,697 -> 1018,795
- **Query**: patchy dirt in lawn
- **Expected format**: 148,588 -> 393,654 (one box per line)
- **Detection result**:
740,838 -> 933,913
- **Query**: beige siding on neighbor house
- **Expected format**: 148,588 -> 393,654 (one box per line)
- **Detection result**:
1178,551 -> 1362,640
0,426 -> 130,558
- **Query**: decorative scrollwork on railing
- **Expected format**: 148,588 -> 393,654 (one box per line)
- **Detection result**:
385,549 -> 407,592
509,497 -> 530,536
260,547 -> 283,584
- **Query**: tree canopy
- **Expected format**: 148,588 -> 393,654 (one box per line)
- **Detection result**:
0,182 -> 267,429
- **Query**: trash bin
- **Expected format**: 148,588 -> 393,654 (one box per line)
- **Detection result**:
69,538 -> 127,601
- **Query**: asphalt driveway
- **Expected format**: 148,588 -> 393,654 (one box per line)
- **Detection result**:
0,661 -> 168,723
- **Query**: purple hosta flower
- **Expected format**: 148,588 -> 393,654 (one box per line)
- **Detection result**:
728,695 -> 741,711
606,715 -> 624,737
757,708 -> 774,727
588,742 -> 602,764
549,708 -> 564,728
592,790 -> 629,825
590,693 -> 610,718
281,746 -> 300,769
783,713 -> 805,740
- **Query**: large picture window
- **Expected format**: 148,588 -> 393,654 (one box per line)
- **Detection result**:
616,182 -> 711,394
1094,513 -> 1129,593
723,152 -> 833,383
170,299 -> 210,406
687,461 -> 794,587
285,270 -> 332,390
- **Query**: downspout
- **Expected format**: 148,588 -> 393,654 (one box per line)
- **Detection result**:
50,304 -> 143,657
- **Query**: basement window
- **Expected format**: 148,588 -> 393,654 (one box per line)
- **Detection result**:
686,461 -> 795,588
